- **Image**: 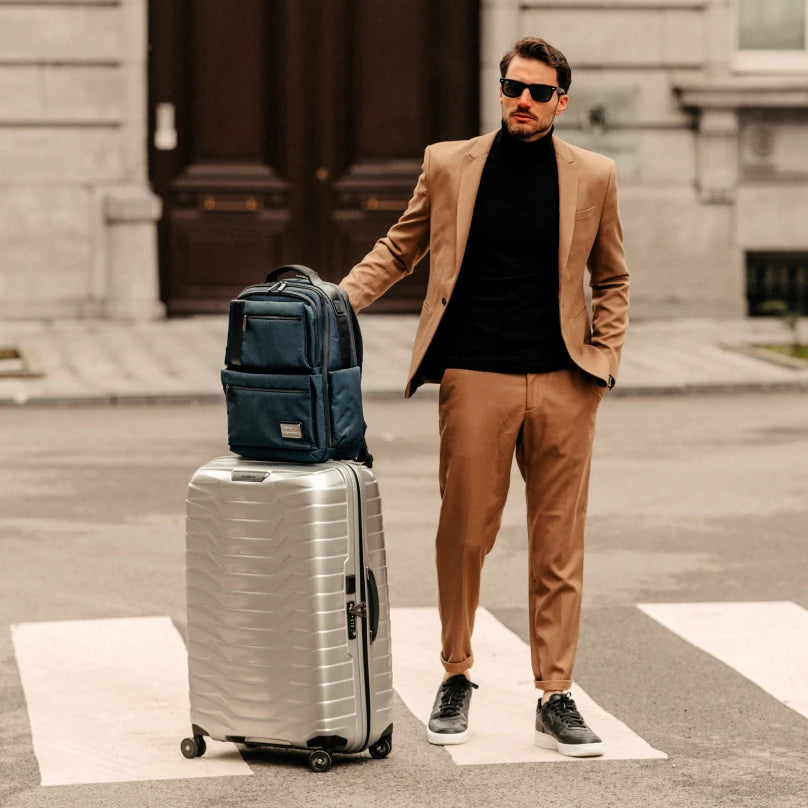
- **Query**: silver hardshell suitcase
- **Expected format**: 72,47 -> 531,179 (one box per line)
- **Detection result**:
180,456 -> 393,772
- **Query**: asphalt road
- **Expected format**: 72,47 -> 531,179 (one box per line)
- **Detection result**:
1,391 -> 807,807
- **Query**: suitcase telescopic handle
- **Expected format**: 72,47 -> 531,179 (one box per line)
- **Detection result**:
367,568 -> 380,644
265,264 -> 320,284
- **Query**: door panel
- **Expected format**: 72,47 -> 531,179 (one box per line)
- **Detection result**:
322,0 -> 430,311
317,0 -> 480,311
168,210 -> 290,312
187,3 -> 268,162
149,0 -> 479,314
352,2 -> 431,159
150,0 -> 292,314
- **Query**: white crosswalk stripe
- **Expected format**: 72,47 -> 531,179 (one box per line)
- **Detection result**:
10,616 -> 251,786
391,607 -> 667,764
638,601 -> 808,720
13,602 -> 807,784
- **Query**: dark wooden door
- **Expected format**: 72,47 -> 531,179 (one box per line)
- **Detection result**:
149,0 -> 479,314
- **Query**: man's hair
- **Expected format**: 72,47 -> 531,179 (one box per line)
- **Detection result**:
499,37 -> 572,92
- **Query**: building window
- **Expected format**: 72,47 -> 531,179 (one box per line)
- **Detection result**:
739,0 -> 805,50
734,0 -> 808,70
746,252 -> 808,316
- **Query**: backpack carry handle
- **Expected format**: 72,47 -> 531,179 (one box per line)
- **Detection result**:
265,264 -> 319,284
266,262 -> 352,333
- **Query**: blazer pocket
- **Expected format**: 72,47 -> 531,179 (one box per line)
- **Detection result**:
575,205 -> 597,220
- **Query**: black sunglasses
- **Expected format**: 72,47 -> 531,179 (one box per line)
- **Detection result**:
499,78 -> 565,103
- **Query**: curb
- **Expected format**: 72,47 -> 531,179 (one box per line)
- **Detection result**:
2,380 -> 808,408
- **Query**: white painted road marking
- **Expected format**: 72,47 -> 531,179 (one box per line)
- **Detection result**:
391,607 -> 667,763
11,603 -> 807,783
10,616 -> 251,786
638,601 -> 808,720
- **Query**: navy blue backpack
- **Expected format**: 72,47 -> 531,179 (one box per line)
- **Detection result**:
222,265 -> 371,466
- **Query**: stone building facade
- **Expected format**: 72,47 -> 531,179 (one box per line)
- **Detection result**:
484,0 -> 808,319
2,0 -> 807,320
0,0 -> 162,320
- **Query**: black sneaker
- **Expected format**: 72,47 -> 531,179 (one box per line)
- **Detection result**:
426,674 -> 478,745
535,692 -> 604,757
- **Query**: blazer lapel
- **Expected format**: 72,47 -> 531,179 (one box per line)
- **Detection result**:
455,132 -> 496,275
554,136 -> 579,275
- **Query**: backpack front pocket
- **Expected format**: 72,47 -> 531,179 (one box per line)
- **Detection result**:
235,300 -> 316,372
222,369 -> 324,454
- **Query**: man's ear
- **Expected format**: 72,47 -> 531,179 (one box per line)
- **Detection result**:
555,93 -> 569,117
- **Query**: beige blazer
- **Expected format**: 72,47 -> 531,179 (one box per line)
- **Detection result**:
340,131 -> 630,397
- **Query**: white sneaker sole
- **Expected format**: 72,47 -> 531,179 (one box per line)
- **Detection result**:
535,729 -> 604,757
427,727 -> 469,745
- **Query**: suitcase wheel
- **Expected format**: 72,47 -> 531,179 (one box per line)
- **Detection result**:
307,750 -> 332,773
180,735 -> 207,759
368,738 -> 392,759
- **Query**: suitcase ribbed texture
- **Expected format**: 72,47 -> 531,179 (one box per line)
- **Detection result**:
185,457 -> 393,753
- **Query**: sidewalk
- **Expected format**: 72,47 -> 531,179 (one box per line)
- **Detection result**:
0,315 -> 807,406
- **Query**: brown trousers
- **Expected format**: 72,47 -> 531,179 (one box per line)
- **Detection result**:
436,367 -> 602,692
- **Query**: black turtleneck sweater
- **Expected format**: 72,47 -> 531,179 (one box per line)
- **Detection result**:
434,125 -> 570,375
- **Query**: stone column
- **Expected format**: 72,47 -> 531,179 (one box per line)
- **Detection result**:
102,0 -> 165,320
696,107 -> 738,204
480,0 -> 521,131
704,0 -> 732,79
103,189 -> 164,320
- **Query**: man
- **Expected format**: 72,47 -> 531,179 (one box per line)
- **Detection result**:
340,37 -> 629,757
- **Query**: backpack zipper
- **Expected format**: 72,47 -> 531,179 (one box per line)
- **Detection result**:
242,313 -> 303,331
225,383 -> 307,401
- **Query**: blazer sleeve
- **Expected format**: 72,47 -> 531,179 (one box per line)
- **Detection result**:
339,148 -> 432,312
587,160 -> 630,384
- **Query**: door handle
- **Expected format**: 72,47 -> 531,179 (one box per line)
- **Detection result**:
362,198 -> 409,212
154,102 -> 177,151
200,197 -> 261,212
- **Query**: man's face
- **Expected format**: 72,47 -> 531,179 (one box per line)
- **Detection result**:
500,55 -> 569,142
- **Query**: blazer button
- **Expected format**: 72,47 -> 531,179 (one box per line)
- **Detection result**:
441,297 -> 447,306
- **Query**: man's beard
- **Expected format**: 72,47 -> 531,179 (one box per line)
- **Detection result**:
502,113 -> 549,141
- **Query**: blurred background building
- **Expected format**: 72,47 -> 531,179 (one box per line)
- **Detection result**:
1,0 -> 806,320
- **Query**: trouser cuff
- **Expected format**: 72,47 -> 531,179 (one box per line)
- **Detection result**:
534,679 -> 572,692
441,652 -> 473,675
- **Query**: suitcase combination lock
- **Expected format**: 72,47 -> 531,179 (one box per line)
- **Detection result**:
346,601 -> 366,639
